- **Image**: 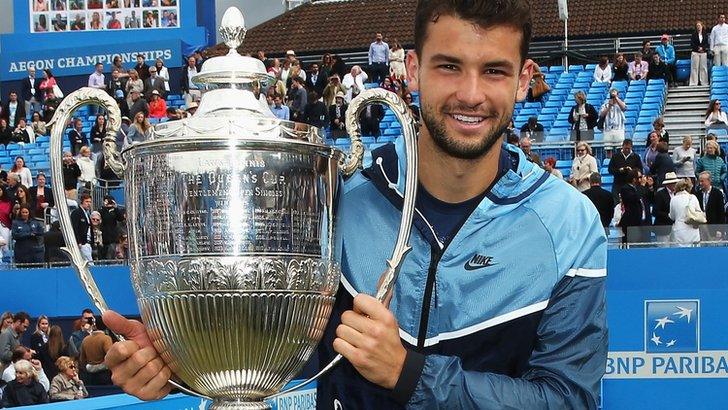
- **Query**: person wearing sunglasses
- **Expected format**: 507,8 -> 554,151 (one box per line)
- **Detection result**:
49,356 -> 88,401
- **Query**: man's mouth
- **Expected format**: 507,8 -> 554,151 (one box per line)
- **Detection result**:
449,113 -> 486,125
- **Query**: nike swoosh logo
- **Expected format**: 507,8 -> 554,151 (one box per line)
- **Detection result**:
464,260 -> 496,271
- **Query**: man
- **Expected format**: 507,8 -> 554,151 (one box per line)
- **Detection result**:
88,63 -> 106,116
68,118 -> 88,156
306,63 -> 327,97
359,102 -> 384,137
128,90 -> 149,119
329,91 -> 348,139
652,172 -> 679,243
519,136 -> 542,166
599,88 -> 627,147
4,173 -> 21,203
133,54 -> 150,81
342,65 -> 368,102
368,32 -> 390,84
583,173 -> 614,229
628,52 -> 649,80
104,1 -> 608,408
0,312 -> 31,373
568,90 -> 598,141
695,171 -> 726,239
1,346 -> 50,392
100,195 -> 125,259
608,139 -> 644,202
322,74 -> 347,107
79,326 -> 113,385
1,92 -> 27,128
20,67 -> 42,117
70,193 -> 95,263
518,116 -> 544,140
180,56 -> 201,107
270,95 -> 289,120
710,14 -> 728,66
143,67 -> 166,100
655,34 -> 676,85
647,53 -> 669,82
303,91 -> 328,128
68,309 -> 95,358
107,68 -> 127,102
287,77 -> 308,122
619,168 -> 647,242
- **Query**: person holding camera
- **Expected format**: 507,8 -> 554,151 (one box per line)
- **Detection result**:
672,136 -> 697,182
599,88 -> 627,147
67,310 -> 95,359
100,195 -> 125,260
62,151 -> 81,200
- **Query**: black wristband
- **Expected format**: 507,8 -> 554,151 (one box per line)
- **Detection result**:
390,349 -> 426,406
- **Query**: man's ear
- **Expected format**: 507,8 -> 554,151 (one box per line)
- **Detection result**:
405,50 -> 420,92
516,59 -> 536,102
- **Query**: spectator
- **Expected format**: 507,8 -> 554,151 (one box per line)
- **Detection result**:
646,53 -> 669,82
612,53 -> 629,82
115,232 -> 129,260
651,117 -> 670,144
322,74 -> 346,108
5,173 -> 21,203
542,157 -> 563,179
87,63 -> 106,97
50,356 -> 88,401
125,111 -> 151,146
79,327 -> 113,385
303,91 -> 327,128
180,56 -> 201,107
652,172 -> 679,243
672,136 -> 697,181
70,193 -> 95,263
11,185 -> 31,220
99,195 -> 124,259
640,40 -> 655,63
705,133 -> 727,161
368,32 -> 390,84
568,90 -> 598,141
380,77 -> 396,93
389,40 -> 406,80
89,115 -> 107,156
43,92 -> 61,123
705,99 -> 728,129
582,173 -> 614,228
44,221 -> 66,264
0,311 -> 31,372
270,95 -> 289,121
305,63 -> 327,97
342,65 -> 368,103
570,141 -> 599,192
107,69 -> 127,102
45,325 -> 68,380
0,188 -> 11,259
650,141 -> 676,186
68,310 -> 94,359
39,69 -> 58,102
124,69 -> 144,108
62,151 -> 82,200
2,346 -> 50,392
628,52 -> 649,81
68,119 -> 87,156
606,138 -> 644,203
77,146 -> 96,192
21,67 -> 43,118
593,56 -> 612,83
154,58 -> 170,93
690,20 -> 710,86
695,140 -> 727,189
0,118 -> 12,146
0,313 -> 13,333
320,54 -> 334,80
710,13 -> 728,66
0,359 -> 49,406
599,88 -> 627,146
110,56 -> 128,77
31,112 -> 47,136
519,136 -> 542,166
279,59 -> 293,89
287,77 -> 308,122
695,171 -> 726,229
519,116 -> 544,138
1,92 -> 27,129
359,103 -> 385,137
404,92 -> 420,123
128,90 -> 149,119
133,54 -> 150,81
10,157 -> 32,188
285,60 -> 306,91
143,67 -> 166,100
527,64 -> 550,102
655,34 -> 676,86
329,92 -> 348,139
11,119 -> 33,145
619,169 -> 648,242
669,178 -> 702,246
11,205 -> 45,264
30,316 -> 51,375
147,90 -> 167,119
331,54 -> 347,79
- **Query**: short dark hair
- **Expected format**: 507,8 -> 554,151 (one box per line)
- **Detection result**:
414,0 -> 532,63
622,138 -> 633,146
13,311 -> 30,323
79,193 -> 92,203
589,172 -> 602,185
657,141 -> 669,153
11,346 -> 28,363
82,308 -> 93,315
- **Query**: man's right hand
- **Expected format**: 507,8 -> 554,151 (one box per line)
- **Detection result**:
103,310 -> 172,401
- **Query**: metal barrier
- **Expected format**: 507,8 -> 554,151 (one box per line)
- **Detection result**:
623,225 -> 728,248
92,179 -> 125,211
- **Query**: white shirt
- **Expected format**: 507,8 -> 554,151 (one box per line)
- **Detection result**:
2,363 -> 51,392
593,64 -> 612,83
157,66 -> 170,91
17,167 -> 33,187
710,23 -> 728,48
77,156 -> 96,183
705,111 -> 728,126
88,71 -> 105,89
342,71 -> 369,102
672,146 -> 696,178
8,101 -> 18,125
187,66 -> 198,90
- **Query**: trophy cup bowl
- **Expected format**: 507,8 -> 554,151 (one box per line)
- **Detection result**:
48,7 -> 418,409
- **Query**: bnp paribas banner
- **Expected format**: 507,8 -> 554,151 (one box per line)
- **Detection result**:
0,39 -> 182,81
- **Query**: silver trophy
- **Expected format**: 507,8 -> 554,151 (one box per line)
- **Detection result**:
48,7 -> 418,409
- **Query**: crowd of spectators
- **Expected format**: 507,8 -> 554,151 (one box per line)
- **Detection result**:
0,309 -> 116,406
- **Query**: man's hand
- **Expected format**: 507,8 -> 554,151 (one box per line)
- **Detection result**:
30,359 -> 42,371
333,294 -> 406,390
103,310 -> 172,401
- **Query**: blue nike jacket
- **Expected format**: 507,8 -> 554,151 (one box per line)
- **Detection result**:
317,139 -> 608,409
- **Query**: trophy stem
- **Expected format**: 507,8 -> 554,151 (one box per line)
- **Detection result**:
209,399 -> 271,410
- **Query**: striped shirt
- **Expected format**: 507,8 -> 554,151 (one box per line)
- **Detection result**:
600,101 -> 626,131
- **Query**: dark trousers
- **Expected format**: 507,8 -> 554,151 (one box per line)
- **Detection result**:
369,63 -> 389,84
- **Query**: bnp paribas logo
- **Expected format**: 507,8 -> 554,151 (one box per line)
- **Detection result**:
605,299 -> 728,379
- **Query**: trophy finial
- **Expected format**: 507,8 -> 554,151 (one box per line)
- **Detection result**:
219,7 -> 247,51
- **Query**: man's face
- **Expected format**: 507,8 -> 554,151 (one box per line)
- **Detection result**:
22,349 -> 32,361
653,54 -> 660,64
112,70 -> 119,79
28,68 -> 36,77
375,33 -> 383,42
81,198 -> 92,210
406,15 -> 533,160
622,142 -> 632,155
719,14 -> 725,24
188,57 -> 196,67
131,91 -> 139,101
311,64 -> 319,74
521,140 -> 531,153
274,97 -> 282,107
14,319 -> 30,334
661,38 -> 668,46
9,93 -> 17,102
137,55 -> 143,64
150,69 -> 157,77
700,175 -> 712,190
96,64 -> 103,73
635,55 -> 642,63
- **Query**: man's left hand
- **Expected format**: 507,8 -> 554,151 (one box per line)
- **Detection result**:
333,294 -> 406,390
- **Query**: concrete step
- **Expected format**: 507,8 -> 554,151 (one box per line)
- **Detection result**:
665,97 -> 711,104
667,91 -> 711,98
665,103 -> 712,111
663,112 -> 708,119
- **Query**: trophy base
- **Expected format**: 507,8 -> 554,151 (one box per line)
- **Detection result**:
209,399 -> 270,410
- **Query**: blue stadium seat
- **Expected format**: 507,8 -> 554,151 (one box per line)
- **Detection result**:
568,65 -> 584,72
549,65 -> 565,73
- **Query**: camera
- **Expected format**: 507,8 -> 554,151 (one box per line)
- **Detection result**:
86,317 -> 95,325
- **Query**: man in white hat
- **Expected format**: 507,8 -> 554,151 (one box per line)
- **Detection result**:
185,101 -> 198,118
285,50 -> 296,63
652,171 -> 680,243
328,91 -> 348,139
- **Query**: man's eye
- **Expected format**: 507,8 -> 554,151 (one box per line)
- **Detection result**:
438,64 -> 458,71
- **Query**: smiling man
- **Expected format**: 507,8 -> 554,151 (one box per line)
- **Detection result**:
102,1 -> 607,408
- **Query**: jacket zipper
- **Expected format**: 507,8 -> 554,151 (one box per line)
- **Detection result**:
417,246 -> 442,349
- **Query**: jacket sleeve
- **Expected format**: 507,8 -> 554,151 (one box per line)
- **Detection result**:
404,213 -> 608,410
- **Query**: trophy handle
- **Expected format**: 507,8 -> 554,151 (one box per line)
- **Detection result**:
270,89 -> 419,399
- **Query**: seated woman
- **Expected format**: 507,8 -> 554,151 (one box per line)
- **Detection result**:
49,356 -> 88,401
1,359 -> 49,407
